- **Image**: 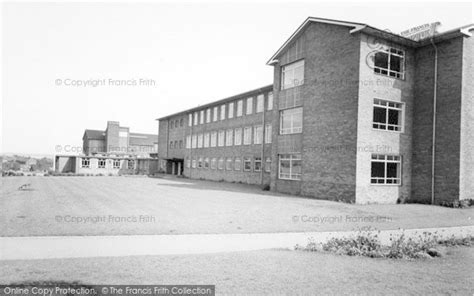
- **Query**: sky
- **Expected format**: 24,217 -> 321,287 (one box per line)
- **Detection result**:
1,1 -> 473,156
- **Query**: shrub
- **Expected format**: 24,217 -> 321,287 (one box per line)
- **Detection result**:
440,199 -> 473,208
262,185 -> 270,191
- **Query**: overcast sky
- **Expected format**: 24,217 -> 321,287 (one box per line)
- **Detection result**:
1,1 -> 472,156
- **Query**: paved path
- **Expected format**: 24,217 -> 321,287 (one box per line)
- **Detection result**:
1,226 -> 473,260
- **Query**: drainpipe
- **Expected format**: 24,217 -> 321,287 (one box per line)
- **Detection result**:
260,91 -> 266,186
430,37 -> 438,205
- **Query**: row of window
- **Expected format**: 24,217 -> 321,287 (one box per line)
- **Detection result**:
182,125 -> 272,149
187,93 -> 273,127
187,156 -> 272,172
81,158 -> 135,169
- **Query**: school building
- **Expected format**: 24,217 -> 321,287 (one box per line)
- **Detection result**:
157,17 -> 473,204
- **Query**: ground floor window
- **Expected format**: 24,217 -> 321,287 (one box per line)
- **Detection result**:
243,157 -> 252,171
211,158 -> 217,169
98,158 -> 106,168
198,157 -> 203,168
218,157 -> 224,170
192,158 -> 196,168
371,154 -> 401,184
113,159 -> 121,169
278,154 -> 302,180
204,157 -> 210,169
81,158 -> 90,168
234,157 -> 241,171
226,158 -> 233,170
265,157 -> 271,172
186,158 -> 191,168
254,157 -> 262,172
128,160 -> 135,170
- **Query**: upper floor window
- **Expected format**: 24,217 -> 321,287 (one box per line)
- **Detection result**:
243,127 -> 252,145
210,131 -> 217,147
374,47 -> 405,79
200,110 -> 205,124
192,135 -> 197,149
256,95 -> 264,113
281,60 -> 304,90
186,135 -> 191,149
170,121 -> 174,129
373,99 -> 404,132
193,112 -> 199,126
206,108 -> 211,123
204,133 -> 210,148
237,100 -> 243,117
218,130 -> 225,147
197,134 -> 203,148
220,105 -> 226,120
188,114 -> 192,127
234,128 -> 242,146
226,129 -> 233,146
280,107 -> 303,134
213,107 -> 218,122
246,97 -> 253,115
371,154 -> 401,185
254,126 -> 263,144
228,102 -> 234,119
180,118 -> 184,127
265,124 -> 272,144
267,92 -> 273,110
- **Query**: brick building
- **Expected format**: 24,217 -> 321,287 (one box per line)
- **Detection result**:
56,121 -> 159,175
157,17 -> 473,204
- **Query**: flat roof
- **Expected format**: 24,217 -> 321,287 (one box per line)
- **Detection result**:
156,84 -> 273,121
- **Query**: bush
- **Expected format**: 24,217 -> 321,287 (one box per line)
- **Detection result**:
262,185 -> 270,191
440,199 -> 474,208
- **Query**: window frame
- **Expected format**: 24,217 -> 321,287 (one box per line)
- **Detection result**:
278,154 -> 302,180
280,107 -> 303,135
281,60 -> 305,90
373,47 -> 405,80
370,154 -> 402,185
372,99 -> 405,132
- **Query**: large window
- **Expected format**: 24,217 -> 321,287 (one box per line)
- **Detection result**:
254,126 -> 263,144
279,154 -> 302,180
281,60 -> 304,90
265,124 -> 272,144
204,133 -> 210,148
243,157 -> 252,171
226,129 -> 233,146
81,158 -> 90,168
237,100 -> 243,117
246,97 -> 253,115
374,47 -> 405,79
267,92 -> 273,110
254,157 -> 262,172
256,95 -> 264,113
280,107 -> 303,134
243,127 -> 252,145
234,157 -> 241,171
234,128 -> 242,146
213,106 -> 218,122
228,102 -> 234,119
206,108 -> 211,123
218,130 -> 225,147
371,154 -> 401,185
210,131 -> 217,147
220,105 -> 226,120
373,99 -> 404,132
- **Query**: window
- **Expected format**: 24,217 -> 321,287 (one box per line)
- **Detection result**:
192,158 -> 196,168
246,97 -> 253,115
186,135 -> 191,149
371,154 -> 401,185
218,130 -> 225,147
197,157 -> 203,168
218,157 -> 224,170
267,92 -> 273,110
206,108 -> 211,123
234,128 -> 242,146
175,141 -> 179,149
200,110 -> 205,124
373,99 -> 404,132
225,129 -> 233,146
180,118 -> 184,127
128,159 -> 135,170
254,157 -> 262,172
186,158 -> 191,168
204,157 -> 210,169
170,121 -> 174,129
243,157 -> 252,171
81,158 -> 90,168
211,158 -> 217,169
197,134 -> 203,148
280,107 -> 303,134
243,127 -> 252,145
265,124 -> 272,144
279,154 -> 302,180
188,114 -> 193,127
213,106 -> 218,122
226,158 -> 233,170
179,140 -> 183,149
204,133 -> 210,148
170,141 -> 174,149
254,126 -> 263,144
228,102 -> 234,119
113,159 -> 121,169
265,157 -> 271,172
256,95 -> 264,113
220,105 -> 226,120
237,100 -> 243,117
374,47 -> 405,79
192,135 -> 197,148
210,131 -> 217,147
234,157 -> 241,171
281,60 -> 304,90
194,112 -> 199,125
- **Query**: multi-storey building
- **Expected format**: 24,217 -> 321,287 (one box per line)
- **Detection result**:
157,17 -> 473,204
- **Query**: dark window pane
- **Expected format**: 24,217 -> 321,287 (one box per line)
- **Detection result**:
390,55 -> 402,72
374,52 -> 389,69
388,109 -> 400,125
387,162 -> 399,178
373,107 -> 386,124
371,162 -> 385,178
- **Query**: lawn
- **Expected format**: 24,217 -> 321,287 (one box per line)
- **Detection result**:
0,247 -> 473,295
1,176 -> 473,237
